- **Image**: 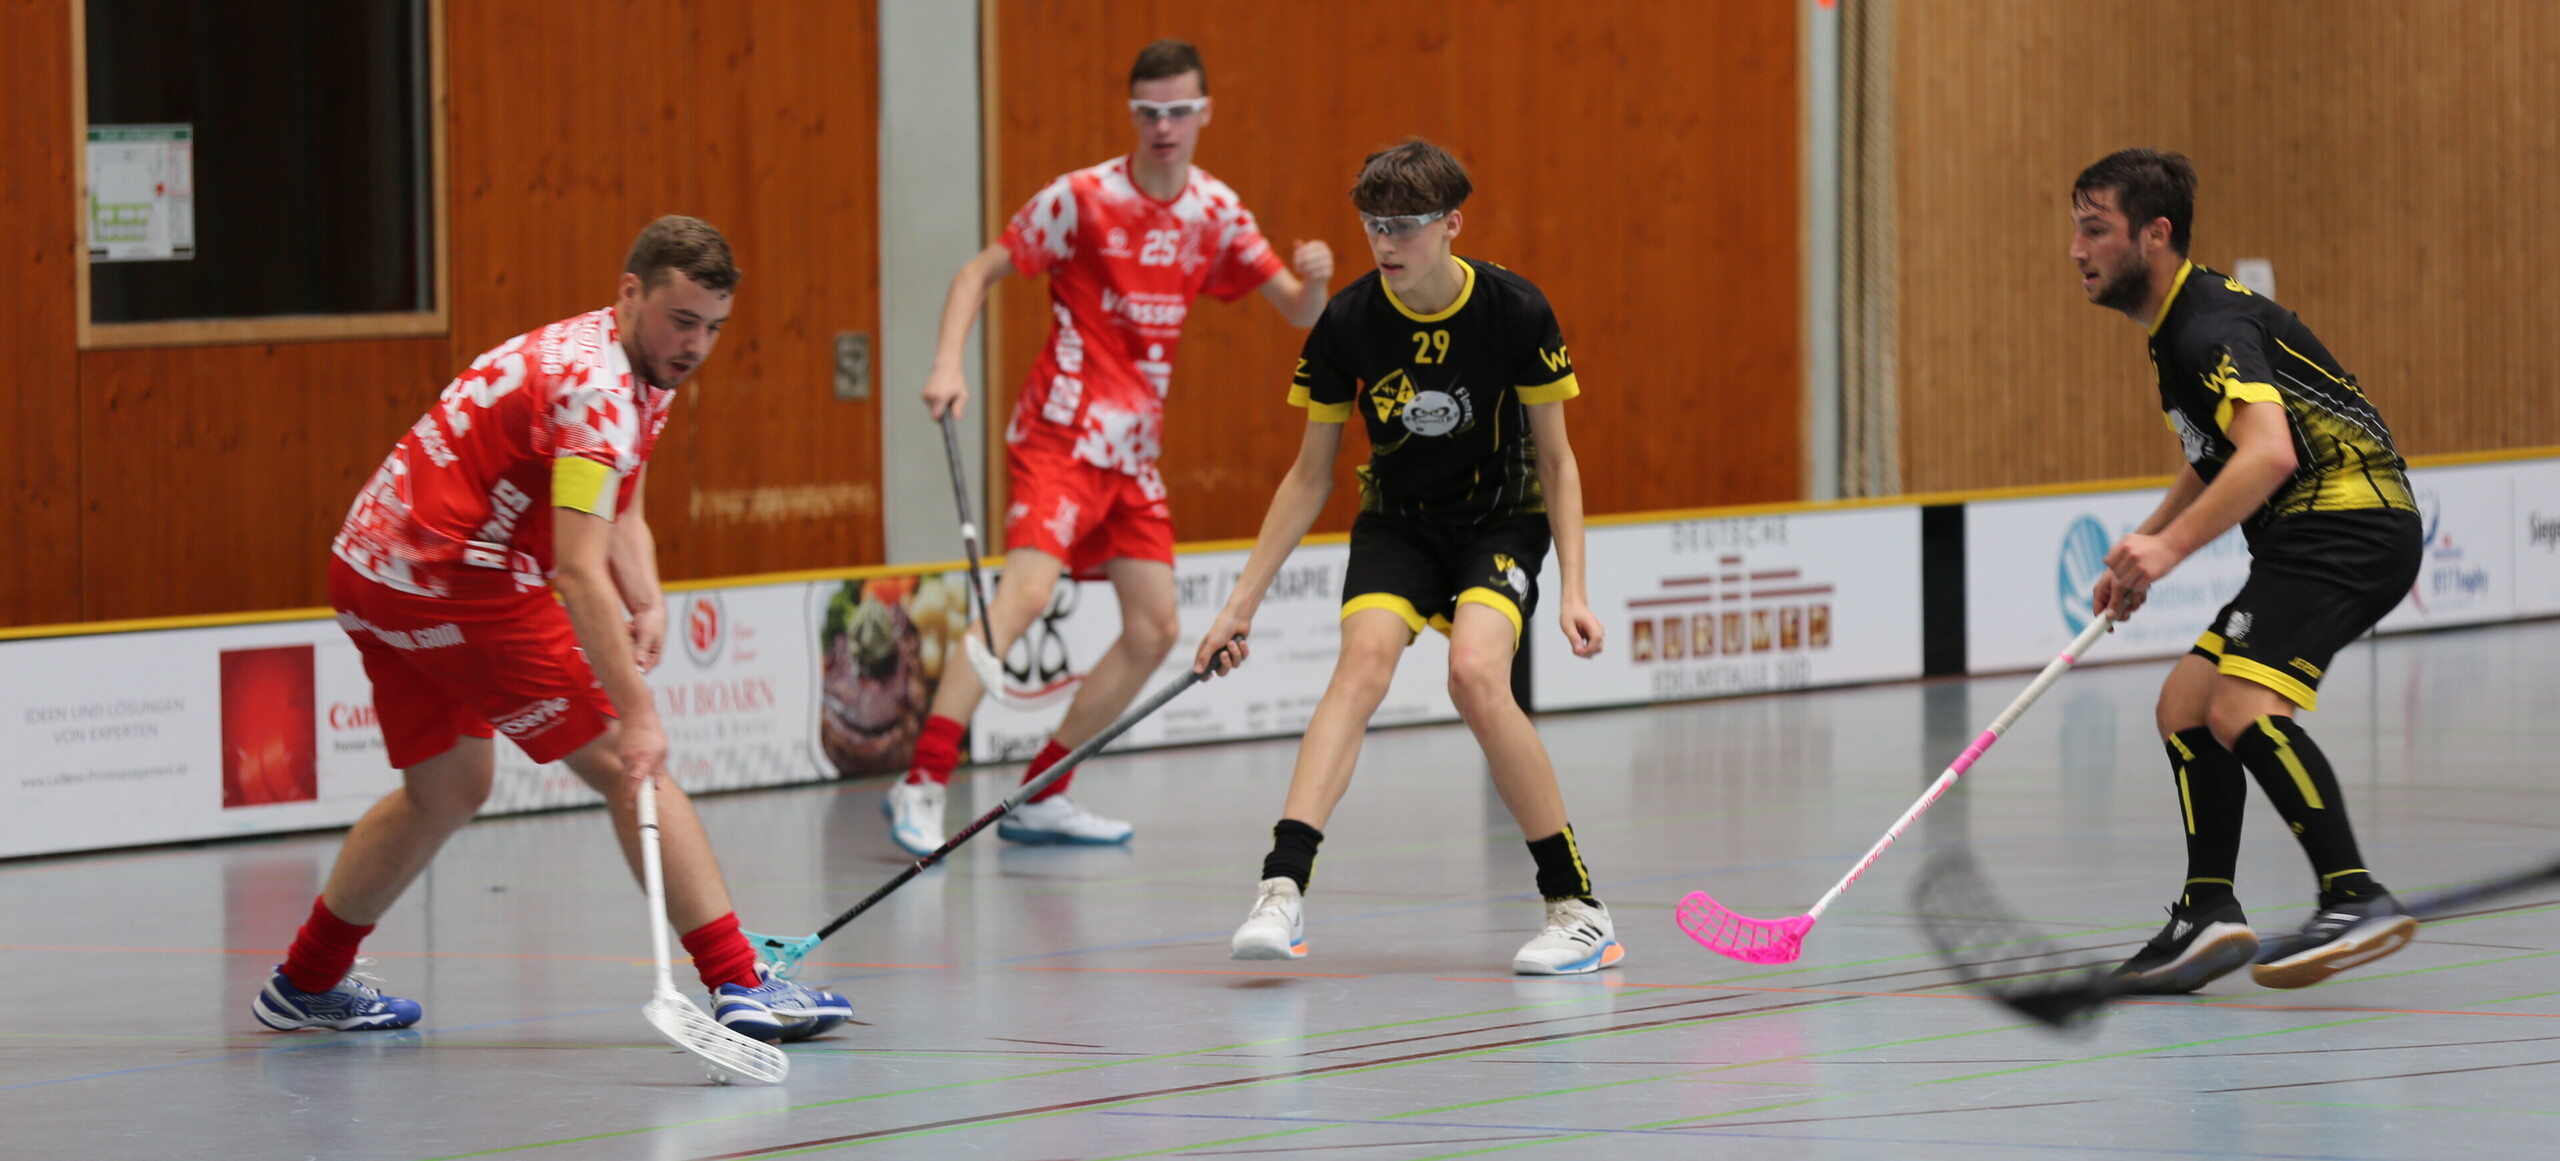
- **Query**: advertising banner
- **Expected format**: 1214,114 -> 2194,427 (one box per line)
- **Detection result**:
2376,463 -> 2515,633
1,619 -> 403,859
969,543 -> 1461,763
1965,488 -> 2254,673
1530,507 -> 1924,711
2515,460 -> 2560,617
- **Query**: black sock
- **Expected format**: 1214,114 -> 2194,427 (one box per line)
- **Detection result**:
2230,716 -> 2383,903
1261,819 -> 1324,892
1526,824 -> 1595,902
2166,727 -> 2245,909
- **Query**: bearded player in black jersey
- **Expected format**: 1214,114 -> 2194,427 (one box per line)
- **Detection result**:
2072,149 -> 2423,994
1190,141 -> 1619,974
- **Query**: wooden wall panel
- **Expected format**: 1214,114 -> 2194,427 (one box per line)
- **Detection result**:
679,3 -> 883,576
990,0 -> 1801,540
0,0 -> 84,624
15,0 -> 884,627
444,0 -> 882,582
1898,0 -> 2560,494
76,339 -> 449,619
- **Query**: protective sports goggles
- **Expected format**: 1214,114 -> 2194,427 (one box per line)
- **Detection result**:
1360,209 -> 1448,240
1128,97 -> 1211,123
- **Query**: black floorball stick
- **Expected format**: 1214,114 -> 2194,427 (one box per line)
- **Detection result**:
1911,850 -> 2560,1030
744,647 -> 1233,977
941,411 -> 1079,710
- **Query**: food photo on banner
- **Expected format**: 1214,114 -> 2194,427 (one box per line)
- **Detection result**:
816,573 -> 969,778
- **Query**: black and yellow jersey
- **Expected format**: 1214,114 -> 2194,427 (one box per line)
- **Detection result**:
2148,260 -> 2415,531
1288,257 -> 1578,522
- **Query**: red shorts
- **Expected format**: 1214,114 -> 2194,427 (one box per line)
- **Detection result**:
1003,442 -> 1175,581
328,558 -> 617,769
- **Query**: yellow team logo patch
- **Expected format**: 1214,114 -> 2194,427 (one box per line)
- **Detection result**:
2290,658 -> 2323,678
1537,345 -> 1571,374
2203,350 -> 2245,397
1369,369 -> 1417,424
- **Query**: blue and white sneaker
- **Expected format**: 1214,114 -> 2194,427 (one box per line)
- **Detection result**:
252,960 -> 422,1031
996,795 -> 1133,845
1513,898 -> 1626,975
713,964 -> 853,1042
881,779 -> 945,857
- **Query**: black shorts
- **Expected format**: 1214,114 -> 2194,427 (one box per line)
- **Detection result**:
1341,511 -> 1549,643
2190,508 -> 2421,710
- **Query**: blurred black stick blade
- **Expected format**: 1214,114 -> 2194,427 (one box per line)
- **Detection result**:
1910,848 -> 2127,1031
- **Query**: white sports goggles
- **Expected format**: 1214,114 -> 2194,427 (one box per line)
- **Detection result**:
1360,209 -> 1448,240
1128,97 -> 1211,123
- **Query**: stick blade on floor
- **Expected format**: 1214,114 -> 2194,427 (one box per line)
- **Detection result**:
1909,848 -> 2129,1032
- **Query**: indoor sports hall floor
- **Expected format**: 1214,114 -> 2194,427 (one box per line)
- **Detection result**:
6,620 -> 2557,1160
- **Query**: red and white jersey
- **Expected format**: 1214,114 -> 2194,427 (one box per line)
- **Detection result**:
1001,156 -> 1284,485
333,308 -> 672,600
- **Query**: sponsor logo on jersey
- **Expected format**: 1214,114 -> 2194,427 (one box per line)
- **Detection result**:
2226,610 -> 2253,642
336,613 -> 466,652
491,697 -> 573,739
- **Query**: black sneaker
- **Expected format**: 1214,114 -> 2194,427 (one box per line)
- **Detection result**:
2110,899 -> 2259,995
2250,892 -> 2417,989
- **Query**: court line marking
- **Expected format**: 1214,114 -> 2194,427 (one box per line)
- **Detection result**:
1089,1110 -> 2381,1161
2208,1056 -> 2560,1093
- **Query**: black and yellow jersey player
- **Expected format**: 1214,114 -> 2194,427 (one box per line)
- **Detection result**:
1189,140 -> 1621,977
2072,149 -> 2421,1000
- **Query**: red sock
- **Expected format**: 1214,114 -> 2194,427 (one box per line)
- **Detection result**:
1022,739 -> 1074,802
680,912 -> 763,991
281,896 -> 374,994
905,715 -> 965,786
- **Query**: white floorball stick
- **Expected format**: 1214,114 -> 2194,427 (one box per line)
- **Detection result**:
1677,613 -> 2117,964
942,412 -> 1080,711
637,774 -> 788,1085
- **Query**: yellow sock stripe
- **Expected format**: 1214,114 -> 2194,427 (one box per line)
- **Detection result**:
2184,877 -> 2235,887
2257,717 -> 2325,810
2167,733 -> 2196,761
2177,765 -> 2198,834
2319,867 -> 2369,885
1558,823 -> 1594,897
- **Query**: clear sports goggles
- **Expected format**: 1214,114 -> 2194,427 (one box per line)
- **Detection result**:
1128,97 -> 1211,123
1360,209 -> 1448,240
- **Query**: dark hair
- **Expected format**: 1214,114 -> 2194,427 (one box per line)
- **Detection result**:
1351,139 -> 1473,217
625,215 -> 740,293
1129,39 -> 1206,93
2073,149 -> 2198,256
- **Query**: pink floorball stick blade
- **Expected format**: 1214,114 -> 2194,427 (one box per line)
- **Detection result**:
1676,892 -> 1816,965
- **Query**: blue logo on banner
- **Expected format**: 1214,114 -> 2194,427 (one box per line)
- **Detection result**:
2057,515 -> 2111,632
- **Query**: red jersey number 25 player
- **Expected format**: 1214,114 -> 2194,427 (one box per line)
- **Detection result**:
886,40 -> 1333,853
253,218 -> 850,1043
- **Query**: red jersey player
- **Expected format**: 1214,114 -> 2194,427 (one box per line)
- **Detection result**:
886,40 -> 1333,853
252,217 -> 850,1043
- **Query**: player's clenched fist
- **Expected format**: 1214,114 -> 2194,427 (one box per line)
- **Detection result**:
1291,239 -> 1334,287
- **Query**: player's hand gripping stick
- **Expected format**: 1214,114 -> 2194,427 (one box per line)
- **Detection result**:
1677,614 -> 2117,964
636,774 -> 789,1084
747,643 -> 1237,977
941,412 -> 1080,711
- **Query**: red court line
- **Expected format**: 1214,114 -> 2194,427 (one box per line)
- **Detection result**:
1016,965 -> 1368,979
0,943 -> 947,970
1435,976 -> 2560,1021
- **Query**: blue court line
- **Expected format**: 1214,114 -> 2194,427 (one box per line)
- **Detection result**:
0,1003 -> 640,1093
0,830 -> 2039,1094
1093,1110 -> 2382,1160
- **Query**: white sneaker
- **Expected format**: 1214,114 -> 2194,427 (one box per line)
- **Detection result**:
881,779 -> 945,856
997,795 -> 1134,845
1231,877 -> 1307,960
1513,897 -> 1626,975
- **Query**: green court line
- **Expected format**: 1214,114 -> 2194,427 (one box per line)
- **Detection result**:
1920,1017 -> 2391,1085
2258,1099 -> 2560,1117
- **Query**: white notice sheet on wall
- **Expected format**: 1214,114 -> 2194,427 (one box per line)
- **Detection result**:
87,124 -> 195,262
